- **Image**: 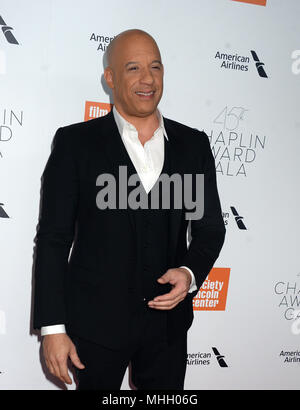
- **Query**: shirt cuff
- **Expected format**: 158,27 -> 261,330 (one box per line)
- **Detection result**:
41,324 -> 66,336
179,266 -> 198,293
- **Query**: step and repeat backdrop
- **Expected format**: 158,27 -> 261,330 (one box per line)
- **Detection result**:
0,0 -> 300,390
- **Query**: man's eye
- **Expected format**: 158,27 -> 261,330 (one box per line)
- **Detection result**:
152,66 -> 161,70
129,66 -> 138,71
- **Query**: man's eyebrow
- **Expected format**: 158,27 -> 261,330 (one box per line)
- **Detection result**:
125,61 -> 139,67
151,60 -> 162,65
125,60 -> 162,68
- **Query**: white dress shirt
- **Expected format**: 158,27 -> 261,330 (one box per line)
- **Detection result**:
41,107 -> 197,336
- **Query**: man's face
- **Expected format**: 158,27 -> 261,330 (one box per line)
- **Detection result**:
104,34 -> 164,119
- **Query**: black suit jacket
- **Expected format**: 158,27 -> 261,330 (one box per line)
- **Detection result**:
33,110 -> 225,350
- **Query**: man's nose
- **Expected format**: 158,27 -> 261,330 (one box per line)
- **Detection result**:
140,67 -> 154,84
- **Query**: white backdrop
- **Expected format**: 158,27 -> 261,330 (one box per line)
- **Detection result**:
0,0 -> 300,390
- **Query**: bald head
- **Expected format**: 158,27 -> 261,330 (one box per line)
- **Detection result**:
103,28 -> 164,121
105,29 -> 161,69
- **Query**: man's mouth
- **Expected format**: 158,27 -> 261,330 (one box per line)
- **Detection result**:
135,91 -> 155,97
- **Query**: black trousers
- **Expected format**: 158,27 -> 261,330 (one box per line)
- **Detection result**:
70,304 -> 188,390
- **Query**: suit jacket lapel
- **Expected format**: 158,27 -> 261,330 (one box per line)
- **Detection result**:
101,111 -> 139,233
163,119 -> 185,267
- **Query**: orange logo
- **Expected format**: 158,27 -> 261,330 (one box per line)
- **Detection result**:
232,0 -> 266,5
193,267 -> 231,311
84,101 -> 113,121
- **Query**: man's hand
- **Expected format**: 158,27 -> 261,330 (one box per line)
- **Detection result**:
148,267 -> 192,310
42,333 -> 85,385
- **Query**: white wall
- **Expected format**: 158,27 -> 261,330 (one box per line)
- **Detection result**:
0,0 -> 299,390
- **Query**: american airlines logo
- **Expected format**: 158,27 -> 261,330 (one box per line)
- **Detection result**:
89,33 -> 115,52
215,50 -> 268,78
251,50 -> 268,78
187,347 -> 229,367
212,347 -> 228,367
0,203 -> 9,218
0,15 -> 18,45
223,207 -> 247,230
230,206 -> 247,230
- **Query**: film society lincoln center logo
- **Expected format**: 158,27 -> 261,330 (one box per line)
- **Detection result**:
193,268 -> 231,311
232,0 -> 267,6
84,101 -> 113,121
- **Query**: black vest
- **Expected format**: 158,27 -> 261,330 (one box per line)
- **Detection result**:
128,136 -> 173,314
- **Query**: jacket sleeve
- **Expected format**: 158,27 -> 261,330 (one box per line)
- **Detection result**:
33,127 -> 79,329
181,132 -> 226,295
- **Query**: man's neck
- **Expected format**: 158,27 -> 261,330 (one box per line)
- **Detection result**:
115,105 -> 160,145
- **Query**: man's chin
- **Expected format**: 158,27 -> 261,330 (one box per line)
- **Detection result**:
115,98 -> 162,119
133,101 -> 162,117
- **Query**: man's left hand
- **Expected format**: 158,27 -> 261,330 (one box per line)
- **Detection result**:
148,267 -> 192,310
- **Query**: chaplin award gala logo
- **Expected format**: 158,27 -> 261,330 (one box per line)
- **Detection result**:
0,108 -> 24,158
274,274 -> 300,336
274,277 -> 300,322
204,105 -> 267,177
291,50 -> 300,75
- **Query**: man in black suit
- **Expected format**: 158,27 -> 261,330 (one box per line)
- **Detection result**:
33,29 -> 225,390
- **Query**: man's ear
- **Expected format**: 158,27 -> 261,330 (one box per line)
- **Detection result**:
104,67 -> 114,89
